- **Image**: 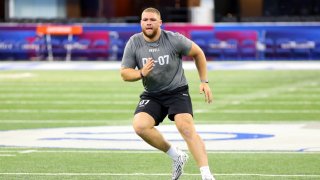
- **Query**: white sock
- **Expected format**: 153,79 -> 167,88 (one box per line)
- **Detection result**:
166,146 -> 180,161
200,166 -> 212,177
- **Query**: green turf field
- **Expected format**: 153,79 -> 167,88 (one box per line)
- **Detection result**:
0,69 -> 320,179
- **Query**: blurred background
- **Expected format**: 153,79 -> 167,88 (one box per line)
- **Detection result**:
0,0 -> 320,61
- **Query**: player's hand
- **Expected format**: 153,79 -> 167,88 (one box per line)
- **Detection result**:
200,83 -> 213,104
141,58 -> 154,77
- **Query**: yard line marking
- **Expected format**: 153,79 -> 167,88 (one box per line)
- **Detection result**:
18,150 -> 37,154
1,100 -> 137,105
2,93 -> 320,98
0,72 -> 35,79
228,101 -> 320,105
1,149 -> 319,154
0,119 -> 129,123
0,109 -> 133,113
0,119 -> 318,124
0,150 -> 162,154
0,93 -> 135,98
0,154 -> 16,157
194,109 -> 320,113
195,120 -> 320,123
2,100 -> 320,105
215,173 -> 320,177
0,109 -> 319,114
0,172 -> 319,177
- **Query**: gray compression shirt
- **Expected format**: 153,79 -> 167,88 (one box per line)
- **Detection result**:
121,30 -> 192,93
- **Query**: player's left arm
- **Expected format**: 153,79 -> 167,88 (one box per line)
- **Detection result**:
188,42 -> 213,103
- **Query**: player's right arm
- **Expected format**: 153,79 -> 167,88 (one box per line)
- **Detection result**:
121,59 -> 154,82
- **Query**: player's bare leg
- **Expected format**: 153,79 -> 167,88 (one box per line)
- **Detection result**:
175,113 -> 214,179
174,113 -> 208,166
133,112 -> 189,180
133,112 -> 170,152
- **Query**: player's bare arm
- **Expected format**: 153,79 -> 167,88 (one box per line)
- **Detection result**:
188,42 -> 213,103
121,58 -> 154,81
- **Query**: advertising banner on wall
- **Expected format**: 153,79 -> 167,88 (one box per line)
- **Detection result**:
0,23 -> 320,61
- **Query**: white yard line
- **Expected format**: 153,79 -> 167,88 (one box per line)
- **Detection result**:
0,172 -> 319,178
194,109 -> 320,113
1,100 -> 137,105
0,109 -> 319,114
1,93 -> 320,98
1,100 -> 320,105
0,93 -> 135,98
0,109 -> 133,113
0,149 -> 318,154
0,119 -> 318,124
18,150 -> 37,154
0,119 -> 129,123
0,154 -> 16,157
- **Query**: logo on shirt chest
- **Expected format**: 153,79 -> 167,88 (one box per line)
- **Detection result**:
149,48 -> 160,52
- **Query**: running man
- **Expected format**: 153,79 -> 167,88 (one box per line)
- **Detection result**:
120,7 -> 215,180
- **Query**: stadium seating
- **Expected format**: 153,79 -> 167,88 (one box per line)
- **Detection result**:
206,39 -> 223,60
275,38 -> 292,59
261,38 -> 275,59
49,38 -> 66,60
311,40 -> 320,60
32,38 -> 47,60
70,39 -> 91,60
0,40 -> 14,60
91,39 -> 108,60
223,39 -> 239,60
14,40 -> 35,60
292,39 -> 312,60
240,39 -> 257,59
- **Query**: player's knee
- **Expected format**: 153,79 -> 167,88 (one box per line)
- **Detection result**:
133,122 -> 143,136
177,123 -> 196,140
181,128 -> 195,140
133,113 -> 155,136
132,120 -> 149,137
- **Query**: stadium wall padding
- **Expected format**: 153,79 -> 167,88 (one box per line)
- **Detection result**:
0,23 -> 320,61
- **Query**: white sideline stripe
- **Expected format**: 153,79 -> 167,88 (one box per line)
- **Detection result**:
1,100 -> 137,105
0,150 -> 319,154
194,109 -> 320,113
2,94 -> 320,98
216,173 -> 320,177
0,109 -> 320,113
0,120 -> 318,124
0,109 -> 132,113
228,101 -> 320,105
0,119 -> 129,123
2,100 -> 320,105
0,94 -> 136,98
0,172 -> 319,177
0,87 -> 319,91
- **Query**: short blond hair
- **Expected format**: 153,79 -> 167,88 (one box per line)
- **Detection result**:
142,7 -> 161,20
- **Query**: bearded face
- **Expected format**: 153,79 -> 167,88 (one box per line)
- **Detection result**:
142,25 -> 159,39
141,12 -> 162,40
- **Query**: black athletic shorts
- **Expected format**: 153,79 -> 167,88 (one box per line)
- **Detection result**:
134,85 -> 193,126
